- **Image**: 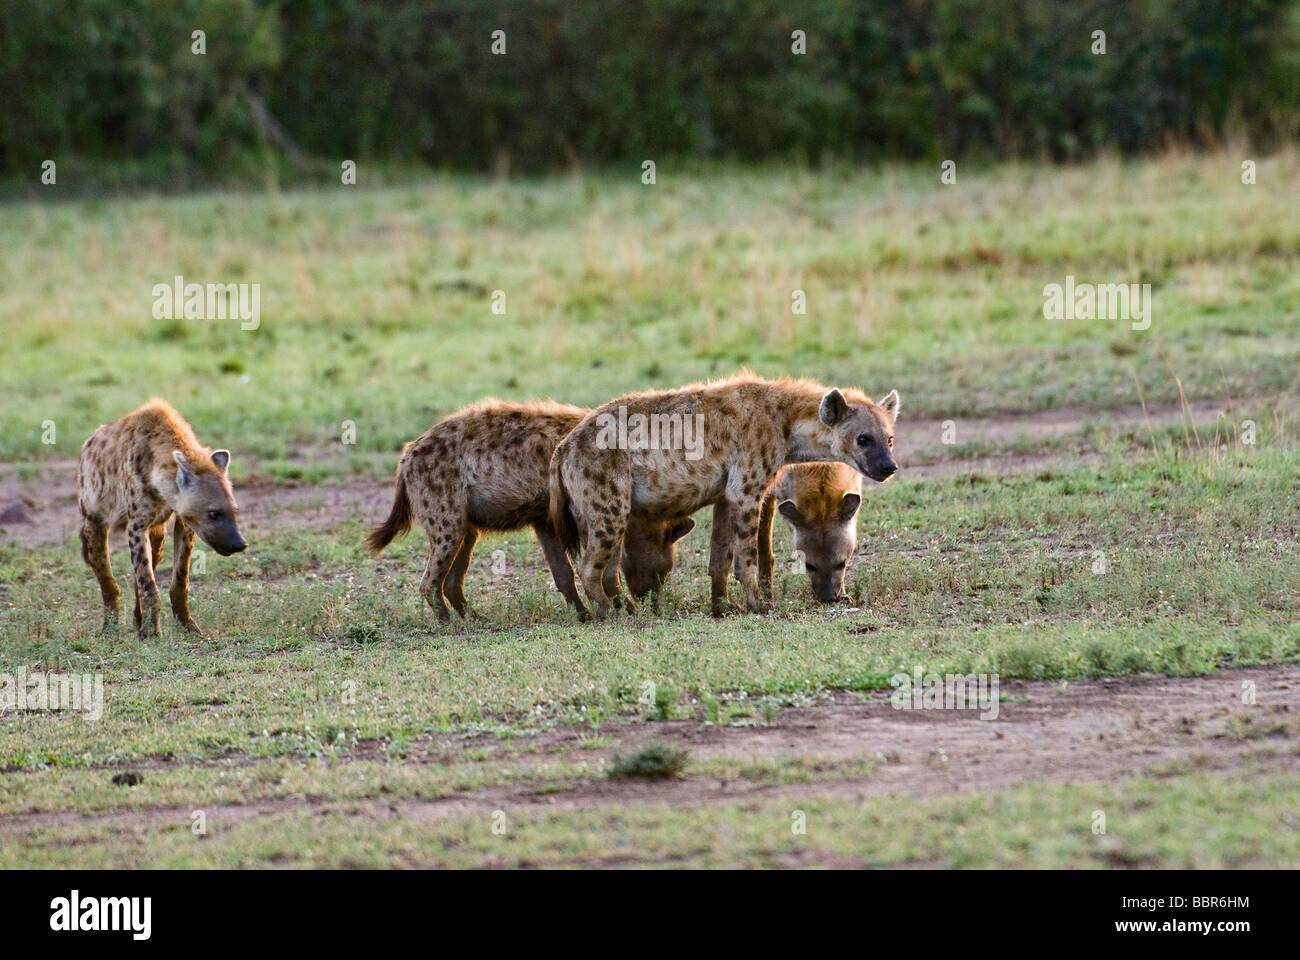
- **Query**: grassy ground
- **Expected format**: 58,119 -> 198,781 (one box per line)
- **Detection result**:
1,152 -> 1298,466
2,152 -> 1298,867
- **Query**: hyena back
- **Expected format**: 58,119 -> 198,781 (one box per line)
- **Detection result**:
758,462 -> 864,602
549,372 -> 899,618
367,400 -> 693,621
78,399 -> 246,637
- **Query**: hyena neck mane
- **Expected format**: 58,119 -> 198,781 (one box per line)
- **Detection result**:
770,378 -> 870,463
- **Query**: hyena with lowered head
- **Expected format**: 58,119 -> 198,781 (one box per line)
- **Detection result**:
549,372 -> 899,618
77,399 -> 246,637
757,462 -> 865,603
366,400 -> 695,621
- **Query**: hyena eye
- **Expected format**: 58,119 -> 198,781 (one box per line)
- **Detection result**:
835,561 -> 846,571
207,509 -> 222,521
856,433 -> 873,448
806,563 -> 818,574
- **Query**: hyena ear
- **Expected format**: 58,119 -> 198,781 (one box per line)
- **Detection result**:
838,492 -> 862,523
878,389 -> 900,420
666,517 -> 696,544
818,389 -> 850,427
777,499 -> 805,527
211,450 -> 231,475
172,450 -> 195,491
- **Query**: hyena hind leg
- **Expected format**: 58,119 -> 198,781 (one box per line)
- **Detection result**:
417,503 -> 468,623
533,523 -> 589,618
80,517 -> 121,632
602,545 -> 629,611
443,526 -> 480,617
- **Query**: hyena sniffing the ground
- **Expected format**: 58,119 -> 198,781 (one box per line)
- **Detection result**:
757,462 -> 864,603
550,373 -> 899,618
78,399 -> 246,637
367,400 -> 695,621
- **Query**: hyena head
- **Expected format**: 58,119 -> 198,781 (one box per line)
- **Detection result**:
173,450 -> 247,556
621,516 -> 696,598
779,495 -> 861,602
817,388 -> 900,483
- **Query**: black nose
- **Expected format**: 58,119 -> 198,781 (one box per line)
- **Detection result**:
229,539 -> 247,554
880,463 -> 897,477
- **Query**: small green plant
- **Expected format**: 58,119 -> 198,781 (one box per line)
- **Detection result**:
700,690 -> 720,724
608,742 -> 689,779
651,682 -> 677,721
757,697 -> 783,726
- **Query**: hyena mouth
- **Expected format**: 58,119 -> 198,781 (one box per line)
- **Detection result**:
856,459 -> 897,483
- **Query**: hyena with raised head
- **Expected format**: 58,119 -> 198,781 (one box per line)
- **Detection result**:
366,400 -> 694,621
78,399 -> 246,637
549,372 -> 899,618
757,462 -> 865,603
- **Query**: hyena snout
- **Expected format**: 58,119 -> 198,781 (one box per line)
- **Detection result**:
853,452 -> 896,482
809,571 -> 849,603
201,521 -> 247,556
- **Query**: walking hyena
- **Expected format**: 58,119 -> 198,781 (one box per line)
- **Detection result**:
757,462 -> 864,603
366,400 -> 695,621
77,399 -> 247,637
550,372 -> 900,618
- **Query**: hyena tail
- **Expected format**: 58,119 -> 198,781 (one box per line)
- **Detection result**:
367,468 -> 413,554
548,454 -> 582,557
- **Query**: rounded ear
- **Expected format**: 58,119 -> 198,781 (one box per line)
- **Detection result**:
666,517 -> 696,543
878,389 -> 900,420
211,450 -> 231,474
173,450 -> 194,490
777,499 -> 805,526
818,389 -> 849,427
838,492 -> 862,523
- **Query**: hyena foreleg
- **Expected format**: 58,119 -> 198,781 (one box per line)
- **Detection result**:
169,519 -> 202,634
726,485 -> 766,614
149,523 -> 166,571
126,518 -> 163,637
708,501 -> 734,617
81,517 -> 121,633
757,494 -> 776,592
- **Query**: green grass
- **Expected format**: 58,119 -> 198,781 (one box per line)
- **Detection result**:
2,152 -> 1298,467
4,766 -> 1295,869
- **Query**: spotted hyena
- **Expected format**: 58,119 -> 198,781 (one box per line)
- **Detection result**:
550,372 -> 899,618
757,462 -> 864,603
366,400 -> 695,621
78,399 -> 246,637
